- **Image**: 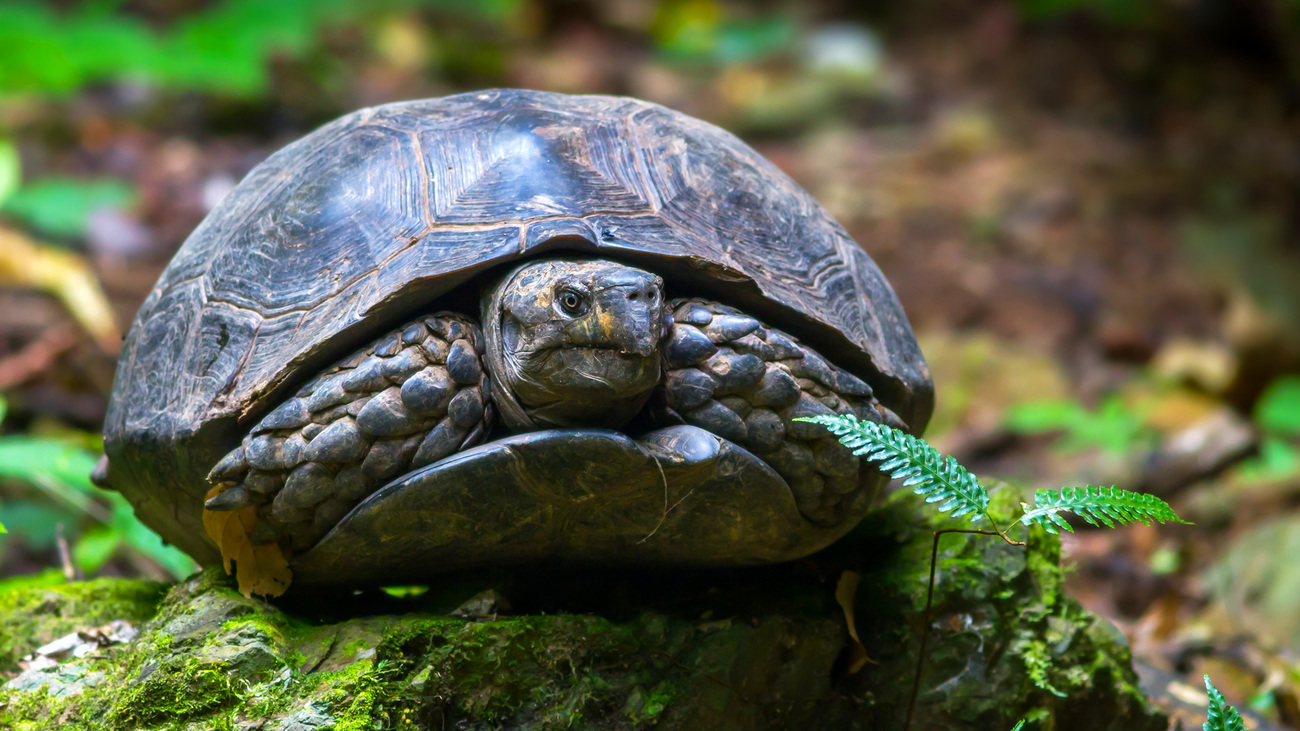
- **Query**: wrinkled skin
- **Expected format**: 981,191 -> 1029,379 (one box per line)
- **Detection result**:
483,260 -> 673,431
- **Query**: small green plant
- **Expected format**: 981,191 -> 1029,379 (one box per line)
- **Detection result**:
1203,675 -> 1245,731
798,414 -> 1189,730
803,414 -> 1186,542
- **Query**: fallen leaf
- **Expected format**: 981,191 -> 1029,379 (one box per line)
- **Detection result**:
202,485 -> 234,569
202,485 -> 292,598
835,570 -> 871,673
451,589 -> 511,619
236,540 -> 292,598
18,619 -> 138,670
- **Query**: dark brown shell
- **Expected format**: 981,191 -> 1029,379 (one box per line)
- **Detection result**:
103,89 -> 933,563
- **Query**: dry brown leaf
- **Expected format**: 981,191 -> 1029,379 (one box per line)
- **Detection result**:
202,485 -> 292,598
235,539 -> 292,598
0,226 -> 120,352
835,570 -> 871,674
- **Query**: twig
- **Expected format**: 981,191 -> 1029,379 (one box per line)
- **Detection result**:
0,323 -> 79,390
55,523 -> 80,582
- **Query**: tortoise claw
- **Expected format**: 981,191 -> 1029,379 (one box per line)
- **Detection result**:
207,446 -> 249,483
205,485 -> 253,512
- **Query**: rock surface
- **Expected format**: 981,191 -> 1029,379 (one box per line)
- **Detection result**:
0,489 -> 1166,730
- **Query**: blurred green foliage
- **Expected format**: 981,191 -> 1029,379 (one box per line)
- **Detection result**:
0,131 -> 137,238
0,0 -> 521,99
1236,376 -> 1300,482
654,0 -> 796,65
1256,376 -> 1300,435
0,397 -> 196,580
2,177 -> 137,237
1005,395 -> 1155,456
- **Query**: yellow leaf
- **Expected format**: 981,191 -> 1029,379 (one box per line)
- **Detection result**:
202,485 -> 292,598
0,227 -> 120,352
835,570 -> 871,674
237,542 -> 292,598
202,485 -> 234,569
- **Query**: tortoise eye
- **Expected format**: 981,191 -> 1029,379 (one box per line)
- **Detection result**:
558,289 -> 586,315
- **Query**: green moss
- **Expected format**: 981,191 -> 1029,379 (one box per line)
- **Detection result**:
326,659 -> 385,731
108,655 -> 239,727
1020,636 -> 1069,698
1,655 -> 120,731
219,612 -> 290,648
340,638 -> 370,657
639,681 -> 675,721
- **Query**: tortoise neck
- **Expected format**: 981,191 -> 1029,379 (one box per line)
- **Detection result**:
482,272 -> 539,432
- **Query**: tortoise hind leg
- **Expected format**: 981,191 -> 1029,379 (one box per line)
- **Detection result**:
653,298 -> 906,526
205,313 -> 493,553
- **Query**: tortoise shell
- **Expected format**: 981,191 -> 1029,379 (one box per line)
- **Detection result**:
103,89 -> 933,566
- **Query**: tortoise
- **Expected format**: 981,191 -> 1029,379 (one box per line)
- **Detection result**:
100,89 -> 933,592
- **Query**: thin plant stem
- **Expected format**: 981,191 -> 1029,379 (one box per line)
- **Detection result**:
902,525 -> 1024,731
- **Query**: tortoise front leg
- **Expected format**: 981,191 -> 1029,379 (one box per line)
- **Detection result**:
653,299 -> 907,526
205,313 -> 493,552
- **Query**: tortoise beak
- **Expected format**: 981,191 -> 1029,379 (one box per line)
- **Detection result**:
586,275 -> 666,358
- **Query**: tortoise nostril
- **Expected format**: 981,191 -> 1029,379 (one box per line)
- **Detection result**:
627,291 -> 640,302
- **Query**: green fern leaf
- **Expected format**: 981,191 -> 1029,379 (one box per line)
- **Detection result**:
795,414 -> 990,522
1203,675 -> 1245,731
1020,486 -> 1189,535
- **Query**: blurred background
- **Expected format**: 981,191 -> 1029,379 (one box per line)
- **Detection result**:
1,0 -> 1299,725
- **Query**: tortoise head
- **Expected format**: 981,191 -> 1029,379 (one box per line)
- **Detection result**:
483,258 -> 672,430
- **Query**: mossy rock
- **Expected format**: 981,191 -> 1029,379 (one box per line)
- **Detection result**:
0,488 -> 1166,730
0,577 -> 167,673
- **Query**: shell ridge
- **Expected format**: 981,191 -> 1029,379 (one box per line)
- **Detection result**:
406,129 -> 434,230
624,108 -> 664,214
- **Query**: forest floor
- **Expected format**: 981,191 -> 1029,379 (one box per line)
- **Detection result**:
2,1 -> 1300,727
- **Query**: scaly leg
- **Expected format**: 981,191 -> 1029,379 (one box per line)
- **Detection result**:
653,298 -> 907,525
204,313 -> 493,552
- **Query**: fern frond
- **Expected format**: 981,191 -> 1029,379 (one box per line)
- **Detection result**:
1019,486 -> 1190,535
1203,675 -> 1245,731
795,414 -> 990,522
